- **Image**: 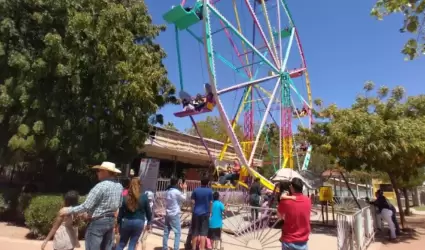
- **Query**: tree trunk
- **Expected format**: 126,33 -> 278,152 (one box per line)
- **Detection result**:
402,188 -> 410,215
389,174 -> 405,229
412,187 -> 420,206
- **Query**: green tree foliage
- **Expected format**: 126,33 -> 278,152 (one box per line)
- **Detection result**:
163,122 -> 179,131
301,82 -> 425,227
0,0 -> 176,173
371,0 -> 425,59
186,116 -> 243,142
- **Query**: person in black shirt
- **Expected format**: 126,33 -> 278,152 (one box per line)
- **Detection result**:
371,190 -> 397,240
249,178 -> 262,219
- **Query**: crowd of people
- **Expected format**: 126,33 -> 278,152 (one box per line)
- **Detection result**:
44,158 -> 410,250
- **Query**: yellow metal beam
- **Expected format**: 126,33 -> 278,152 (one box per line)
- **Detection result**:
218,86 -> 253,160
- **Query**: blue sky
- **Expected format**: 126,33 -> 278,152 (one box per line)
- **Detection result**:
145,0 -> 425,132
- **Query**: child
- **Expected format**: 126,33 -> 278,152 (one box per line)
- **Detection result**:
278,181 -> 297,202
280,191 -> 297,201
41,191 -> 80,250
139,190 -> 155,250
209,192 -> 225,250
192,94 -> 206,111
182,98 -> 194,111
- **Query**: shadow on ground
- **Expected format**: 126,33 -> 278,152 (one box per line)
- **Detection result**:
310,224 -> 337,237
375,228 -> 424,246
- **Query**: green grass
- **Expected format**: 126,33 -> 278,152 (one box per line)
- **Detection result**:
413,206 -> 425,211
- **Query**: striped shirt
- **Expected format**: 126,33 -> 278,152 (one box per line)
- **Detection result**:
69,179 -> 123,217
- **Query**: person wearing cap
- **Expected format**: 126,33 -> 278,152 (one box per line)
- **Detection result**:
59,161 -> 123,250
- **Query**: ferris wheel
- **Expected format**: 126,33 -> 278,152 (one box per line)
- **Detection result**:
164,0 -> 313,185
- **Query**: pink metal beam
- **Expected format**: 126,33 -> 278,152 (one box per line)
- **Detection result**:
294,29 -> 307,69
189,116 -> 215,164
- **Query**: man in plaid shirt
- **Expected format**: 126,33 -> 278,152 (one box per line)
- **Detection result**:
60,161 -> 123,250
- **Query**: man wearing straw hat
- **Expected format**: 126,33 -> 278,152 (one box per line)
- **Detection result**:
59,161 -> 123,250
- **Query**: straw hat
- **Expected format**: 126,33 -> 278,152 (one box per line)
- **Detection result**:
92,161 -> 122,174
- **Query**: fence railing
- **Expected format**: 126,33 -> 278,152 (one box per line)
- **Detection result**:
336,206 -> 375,250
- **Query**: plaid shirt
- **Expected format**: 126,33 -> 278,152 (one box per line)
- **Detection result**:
69,179 -> 123,217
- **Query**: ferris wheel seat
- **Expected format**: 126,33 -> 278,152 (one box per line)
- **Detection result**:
273,28 -> 292,39
163,5 -> 201,30
211,183 -> 237,189
293,114 -> 307,118
173,106 -> 213,118
289,68 -> 306,78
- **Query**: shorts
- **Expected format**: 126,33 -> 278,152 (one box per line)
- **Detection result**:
208,228 -> 222,241
191,214 -> 209,236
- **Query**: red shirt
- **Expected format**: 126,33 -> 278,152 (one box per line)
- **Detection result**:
277,193 -> 311,243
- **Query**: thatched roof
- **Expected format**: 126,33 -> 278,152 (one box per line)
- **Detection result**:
141,126 -> 263,167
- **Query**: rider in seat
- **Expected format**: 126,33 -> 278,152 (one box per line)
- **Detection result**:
292,108 -> 301,116
299,142 -> 308,152
192,94 -> 206,111
218,159 -> 241,186
299,107 -> 308,116
184,2 -> 204,20
182,98 -> 194,111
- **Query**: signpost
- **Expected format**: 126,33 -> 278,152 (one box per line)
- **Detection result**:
319,186 -> 335,225
139,158 -> 160,193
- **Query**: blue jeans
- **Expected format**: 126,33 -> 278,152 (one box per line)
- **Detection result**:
163,214 -> 181,250
219,173 -> 238,185
116,218 -> 145,250
85,217 -> 115,250
282,242 -> 308,250
391,211 -> 401,234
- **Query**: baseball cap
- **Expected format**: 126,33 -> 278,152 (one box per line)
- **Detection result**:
145,190 -> 154,200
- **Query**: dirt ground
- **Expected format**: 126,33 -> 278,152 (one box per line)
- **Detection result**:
375,214 -> 425,250
0,215 -> 423,250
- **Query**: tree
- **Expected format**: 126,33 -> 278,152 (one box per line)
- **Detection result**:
163,122 -> 179,131
371,0 -> 425,59
0,0 -> 177,183
186,116 -> 244,142
301,82 -> 425,227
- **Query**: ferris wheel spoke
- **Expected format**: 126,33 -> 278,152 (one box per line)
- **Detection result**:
231,0 -> 253,78
258,0 -> 279,65
207,3 -> 279,74
186,28 -> 249,80
243,0 -> 280,67
216,19 -> 252,78
288,78 -> 311,109
281,27 -> 295,73
217,74 -> 279,95
274,0 -> 282,68
247,76 -> 281,166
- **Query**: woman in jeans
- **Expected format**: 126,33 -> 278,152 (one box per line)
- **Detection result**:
117,178 -> 152,250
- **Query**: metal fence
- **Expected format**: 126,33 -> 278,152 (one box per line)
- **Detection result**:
336,206 -> 376,250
